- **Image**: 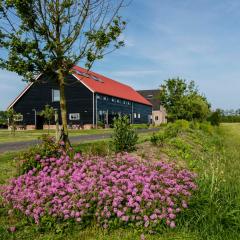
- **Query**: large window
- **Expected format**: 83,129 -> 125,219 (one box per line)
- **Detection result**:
14,114 -> 23,122
52,89 -> 60,102
69,113 -> 80,120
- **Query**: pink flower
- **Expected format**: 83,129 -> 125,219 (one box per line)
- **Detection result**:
140,233 -> 145,240
9,226 -> 16,232
1,152 -> 197,230
170,221 -> 176,228
144,221 -> 149,228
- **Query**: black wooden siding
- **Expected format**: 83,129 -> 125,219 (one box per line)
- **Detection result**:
13,74 -> 93,126
12,74 -> 152,127
95,94 -> 152,124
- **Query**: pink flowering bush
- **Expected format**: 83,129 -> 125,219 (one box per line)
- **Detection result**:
1,152 -> 197,231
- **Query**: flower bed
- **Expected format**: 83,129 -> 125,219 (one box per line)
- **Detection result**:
1,152 -> 197,231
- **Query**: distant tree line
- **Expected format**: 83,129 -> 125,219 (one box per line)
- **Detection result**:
218,109 -> 240,123
158,78 -> 240,126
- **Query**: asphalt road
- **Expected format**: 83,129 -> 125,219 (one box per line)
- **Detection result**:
0,128 -> 159,153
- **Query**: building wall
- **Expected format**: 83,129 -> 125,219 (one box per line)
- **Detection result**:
11,74 -> 152,128
152,106 -> 167,125
95,94 -> 152,125
12,74 -> 93,127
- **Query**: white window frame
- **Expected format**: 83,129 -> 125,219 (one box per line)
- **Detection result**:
138,113 -> 141,119
14,114 -> 23,122
134,113 -> 137,118
69,113 -> 80,121
52,89 -> 60,102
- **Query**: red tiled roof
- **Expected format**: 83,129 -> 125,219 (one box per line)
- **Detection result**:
8,66 -> 152,109
72,66 -> 152,106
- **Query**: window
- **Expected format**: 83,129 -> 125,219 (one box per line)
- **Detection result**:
117,99 -> 120,103
96,95 -> 101,100
111,98 -> 115,102
52,89 -> 60,102
138,113 -> 141,119
123,100 -> 126,104
134,113 -> 137,118
69,113 -> 80,120
127,101 -> 131,105
73,69 -> 104,82
103,96 -> 108,101
91,75 -> 104,83
155,116 -> 159,121
14,114 -> 23,122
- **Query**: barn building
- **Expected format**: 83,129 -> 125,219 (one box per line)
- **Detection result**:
8,66 -> 152,129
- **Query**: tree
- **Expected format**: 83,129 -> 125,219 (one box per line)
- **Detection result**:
0,0 -> 126,145
6,108 -> 22,135
40,104 -> 55,134
207,109 -> 221,126
159,78 -> 210,122
0,111 -> 8,126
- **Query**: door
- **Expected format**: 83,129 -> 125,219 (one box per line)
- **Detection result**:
36,115 -> 44,129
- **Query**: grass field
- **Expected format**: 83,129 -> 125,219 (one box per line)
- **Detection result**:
0,123 -> 240,240
0,124 -> 151,144
0,128 -> 113,143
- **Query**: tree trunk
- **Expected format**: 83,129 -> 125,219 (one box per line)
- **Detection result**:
48,120 -> 50,135
58,70 -> 70,146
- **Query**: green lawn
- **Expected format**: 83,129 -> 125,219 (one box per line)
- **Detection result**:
0,123 -> 240,240
0,128 -> 113,143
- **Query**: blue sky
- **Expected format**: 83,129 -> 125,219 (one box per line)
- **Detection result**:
1,0 -> 240,110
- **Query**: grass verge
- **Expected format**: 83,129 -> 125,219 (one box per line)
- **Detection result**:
0,123 -> 240,239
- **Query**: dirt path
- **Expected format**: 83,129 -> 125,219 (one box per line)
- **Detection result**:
0,128 -> 159,153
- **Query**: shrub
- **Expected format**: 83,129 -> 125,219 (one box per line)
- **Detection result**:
150,132 -> 166,146
207,109 -> 221,126
174,120 -> 190,130
16,135 -> 72,175
189,121 -> 200,130
112,116 -> 138,152
199,122 -> 213,134
1,153 -> 197,231
97,121 -> 105,129
164,120 -> 190,138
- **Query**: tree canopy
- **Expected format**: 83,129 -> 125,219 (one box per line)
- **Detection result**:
159,78 -> 210,122
0,0 -> 127,144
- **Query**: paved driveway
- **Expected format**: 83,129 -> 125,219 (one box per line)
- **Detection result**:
0,128 -> 159,153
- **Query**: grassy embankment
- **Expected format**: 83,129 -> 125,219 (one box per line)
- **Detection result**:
0,123 -> 240,240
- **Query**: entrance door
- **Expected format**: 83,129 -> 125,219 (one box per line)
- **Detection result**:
36,115 -> 44,129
